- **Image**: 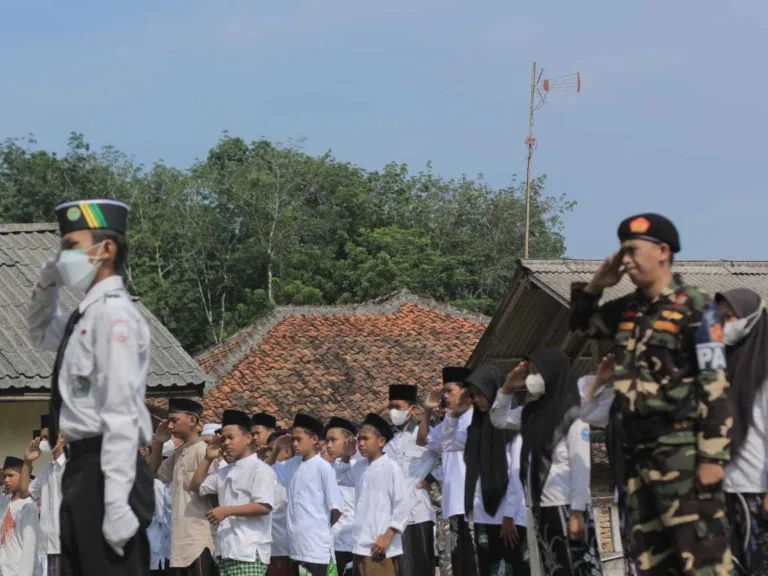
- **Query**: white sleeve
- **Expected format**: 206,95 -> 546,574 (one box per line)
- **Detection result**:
579,376 -> 615,428
407,451 -> 438,489
28,471 -> 44,501
426,422 -> 442,454
19,503 -> 40,576
93,306 -> 144,547
762,386 -> 768,479
489,392 -> 523,430
198,471 -> 220,497
389,465 -> 409,534
500,436 -> 525,523
567,419 -> 591,512
26,262 -> 71,351
334,461 -> 358,488
324,463 -> 344,513
153,480 -> 165,522
251,467 -> 276,508
272,458 -> 295,488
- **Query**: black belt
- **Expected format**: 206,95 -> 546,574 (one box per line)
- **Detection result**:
66,436 -> 103,460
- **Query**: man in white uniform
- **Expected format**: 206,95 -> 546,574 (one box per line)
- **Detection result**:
27,199 -> 154,576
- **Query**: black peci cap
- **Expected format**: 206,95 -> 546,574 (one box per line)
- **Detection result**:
3,456 -> 23,471
168,398 -> 203,417
326,417 -> 358,436
292,413 -> 324,438
389,384 -> 417,403
361,413 -> 394,443
251,413 -> 277,429
55,200 -> 130,236
222,410 -> 252,429
442,366 -> 473,384
617,213 -> 680,254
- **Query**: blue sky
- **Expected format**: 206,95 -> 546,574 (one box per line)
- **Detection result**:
1,1 -> 765,259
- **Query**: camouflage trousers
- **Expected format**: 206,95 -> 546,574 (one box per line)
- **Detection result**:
625,439 -> 732,575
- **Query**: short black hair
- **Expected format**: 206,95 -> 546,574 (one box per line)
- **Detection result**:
267,431 -> 284,445
91,229 -> 128,275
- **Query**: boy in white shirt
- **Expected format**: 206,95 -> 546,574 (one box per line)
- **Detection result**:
265,431 -> 293,576
20,415 -> 65,576
325,416 -> 360,576
190,409 -> 276,576
337,413 -> 410,576
0,456 -> 41,576
270,413 -> 344,576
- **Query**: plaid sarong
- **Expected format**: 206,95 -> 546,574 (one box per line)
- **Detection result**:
220,558 -> 269,576
47,554 -> 62,576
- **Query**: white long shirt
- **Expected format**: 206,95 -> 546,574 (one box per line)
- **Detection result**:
147,479 -> 170,570
199,454 -> 276,565
384,422 -> 437,525
332,458 -> 359,553
726,382 -> 768,494
426,408 -> 474,519
469,435 -> 527,527
0,497 -> 40,576
336,454 -> 410,558
490,392 -> 592,511
27,270 -> 153,549
28,454 -> 66,555
273,454 -> 344,564
270,480 -> 290,557
578,375 -> 615,428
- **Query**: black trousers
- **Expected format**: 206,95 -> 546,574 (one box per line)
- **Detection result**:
399,521 -> 435,576
449,515 -> 478,576
298,563 -> 329,576
60,448 -> 155,576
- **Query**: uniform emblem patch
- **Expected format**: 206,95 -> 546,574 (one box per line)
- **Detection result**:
696,343 -> 727,371
66,207 -> 81,222
72,376 -> 91,398
108,319 -> 130,343
629,217 -> 651,234
581,428 -> 590,441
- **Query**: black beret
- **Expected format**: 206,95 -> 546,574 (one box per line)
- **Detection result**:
292,413 -> 324,438
251,413 -> 277,429
361,413 -> 394,443
3,456 -> 23,471
40,414 -> 50,430
618,213 -> 680,253
222,410 -> 252,429
389,384 -> 417,403
326,417 -> 358,436
168,398 -> 203,417
442,367 -> 473,384
55,199 -> 130,236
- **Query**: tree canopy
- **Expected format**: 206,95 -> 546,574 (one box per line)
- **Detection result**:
0,132 -> 574,354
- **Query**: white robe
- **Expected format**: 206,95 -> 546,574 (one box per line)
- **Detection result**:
0,497 -> 41,576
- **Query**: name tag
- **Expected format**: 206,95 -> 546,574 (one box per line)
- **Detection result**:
696,343 -> 727,371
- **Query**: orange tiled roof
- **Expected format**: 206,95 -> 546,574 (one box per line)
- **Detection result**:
199,294 -> 489,427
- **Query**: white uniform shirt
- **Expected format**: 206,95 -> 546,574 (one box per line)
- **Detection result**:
27,271 -> 153,547
199,454 -> 276,565
468,435 -> 527,527
726,382 -> 768,493
332,458 -> 359,553
0,497 -> 40,576
270,479 -> 290,557
426,408 -> 474,518
384,422 -> 437,525
147,479 -> 170,570
578,375 -> 615,428
336,455 -> 410,559
273,454 -> 344,564
28,454 -> 66,555
490,392 -> 592,511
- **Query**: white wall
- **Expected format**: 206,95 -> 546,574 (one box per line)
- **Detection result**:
0,401 -> 53,472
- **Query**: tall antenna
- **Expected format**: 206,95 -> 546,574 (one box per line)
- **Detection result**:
523,63 -> 581,259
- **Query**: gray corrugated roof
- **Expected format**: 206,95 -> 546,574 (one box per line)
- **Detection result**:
0,223 -> 208,394
469,258 -> 768,374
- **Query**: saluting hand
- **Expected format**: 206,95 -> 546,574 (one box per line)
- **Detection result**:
587,252 -> 624,293
424,389 -> 442,411
153,420 -> 171,444
24,438 -> 41,463
503,361 -> 528,394
206,437 -> 222,461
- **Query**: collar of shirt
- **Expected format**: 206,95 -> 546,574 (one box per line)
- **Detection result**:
633,278 -> 680,305
78,275 -> 126,313
53,453 -> 66,469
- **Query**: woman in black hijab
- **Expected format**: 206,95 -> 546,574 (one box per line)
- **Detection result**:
716,288 -> 768,575
489,349 -> 603,576
463,365 -> 529,576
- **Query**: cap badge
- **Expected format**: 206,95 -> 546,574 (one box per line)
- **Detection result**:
629,217 -> 651,234
66,207 -> 81,222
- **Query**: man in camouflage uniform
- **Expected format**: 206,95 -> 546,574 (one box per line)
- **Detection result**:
570,213 -> 733,575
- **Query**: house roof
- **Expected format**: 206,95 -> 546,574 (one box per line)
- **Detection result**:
469,258 -> 768,375
199,290 -> 489,426
0,223 -> 208,396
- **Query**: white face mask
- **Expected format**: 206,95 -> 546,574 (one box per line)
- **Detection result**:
724,306 -> 764,346
38,439 -> 52,454
525,374 -> 546,397
56,243 -> 105,292
389,409 -> 410,427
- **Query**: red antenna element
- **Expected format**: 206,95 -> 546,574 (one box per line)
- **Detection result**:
541,72 -> 581,93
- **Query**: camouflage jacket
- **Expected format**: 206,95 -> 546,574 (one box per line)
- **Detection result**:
570,279 -> 732,463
